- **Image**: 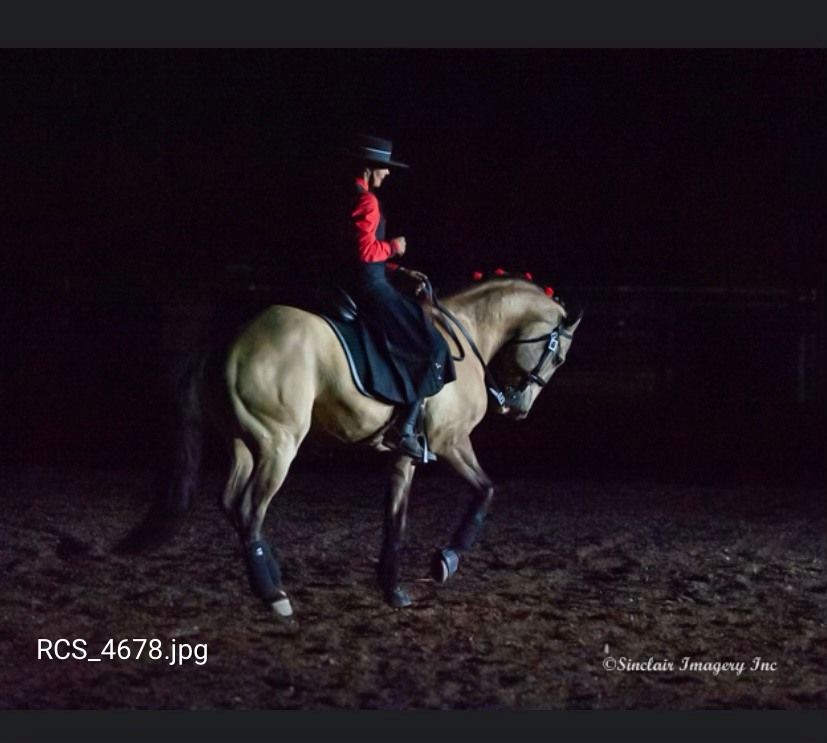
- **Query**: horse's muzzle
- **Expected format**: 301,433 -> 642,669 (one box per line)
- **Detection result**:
498,404 -> 528,420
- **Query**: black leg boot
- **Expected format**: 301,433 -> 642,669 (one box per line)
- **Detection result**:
385,400 -> 436,463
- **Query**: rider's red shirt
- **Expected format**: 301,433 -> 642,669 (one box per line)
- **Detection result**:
352,177 -> 401,264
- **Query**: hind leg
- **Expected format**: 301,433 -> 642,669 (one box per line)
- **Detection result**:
431,436 -> 494,584
233,426 -> 304,618
220,437 -> 254,532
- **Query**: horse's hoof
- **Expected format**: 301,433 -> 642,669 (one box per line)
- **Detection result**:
431,548 -> 460,584
385,587 -> 412,608
270,594 -> 294,619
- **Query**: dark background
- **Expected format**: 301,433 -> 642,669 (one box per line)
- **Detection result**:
2,49 -> 825,484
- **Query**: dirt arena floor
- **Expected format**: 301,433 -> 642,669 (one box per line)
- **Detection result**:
1,463 -> 824,710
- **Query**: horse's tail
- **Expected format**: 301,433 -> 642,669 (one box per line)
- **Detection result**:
114,351 -> 208,554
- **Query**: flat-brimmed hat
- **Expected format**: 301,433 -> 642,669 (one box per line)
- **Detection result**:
342,134 -> 409,169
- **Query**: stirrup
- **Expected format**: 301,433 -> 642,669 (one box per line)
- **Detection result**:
403,432 -> 437,464
384,429 -> 437,464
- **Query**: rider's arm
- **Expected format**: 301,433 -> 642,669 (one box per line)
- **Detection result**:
352,191 -> 402,263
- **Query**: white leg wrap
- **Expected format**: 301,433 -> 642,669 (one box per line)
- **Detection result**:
270,596 -> 294,618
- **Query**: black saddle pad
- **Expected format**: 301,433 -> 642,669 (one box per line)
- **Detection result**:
311,285 -> 454,406
319,313 -> 395,403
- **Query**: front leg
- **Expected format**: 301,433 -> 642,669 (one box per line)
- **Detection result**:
432,437 -> 494,584
377,455 -> 416,607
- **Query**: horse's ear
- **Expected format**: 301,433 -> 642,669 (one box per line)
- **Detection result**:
562,302 -> 584,331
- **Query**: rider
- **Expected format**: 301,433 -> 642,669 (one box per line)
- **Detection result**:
341,134 -> 454,462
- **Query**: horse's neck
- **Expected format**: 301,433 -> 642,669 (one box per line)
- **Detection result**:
443,282 -> 552,362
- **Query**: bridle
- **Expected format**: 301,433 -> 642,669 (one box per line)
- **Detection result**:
425,280 -> 572,409
505,327 -> 572,394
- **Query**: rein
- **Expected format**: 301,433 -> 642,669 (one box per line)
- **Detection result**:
423,279 -> 571,408
432,299 -> 509,407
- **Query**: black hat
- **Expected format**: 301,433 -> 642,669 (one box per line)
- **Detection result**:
342,134 -> 409,169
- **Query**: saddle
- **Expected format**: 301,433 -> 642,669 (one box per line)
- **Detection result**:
315,287 -> 388,402
313,287 -> 433,460
325,287 -> 359,324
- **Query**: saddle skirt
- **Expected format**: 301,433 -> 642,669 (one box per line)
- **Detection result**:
318,291 -> 403,405
314,287 -> 452,406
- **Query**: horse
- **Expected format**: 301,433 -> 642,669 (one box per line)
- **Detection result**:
117,276 -> 582,618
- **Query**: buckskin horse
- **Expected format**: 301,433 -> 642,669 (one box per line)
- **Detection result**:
117,275 -> 582,617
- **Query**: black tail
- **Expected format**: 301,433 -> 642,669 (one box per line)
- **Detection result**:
114,352 -> 208,554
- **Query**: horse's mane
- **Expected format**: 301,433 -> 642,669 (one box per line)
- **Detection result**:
440,274 -> 578,321
444,275 -> 541,299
